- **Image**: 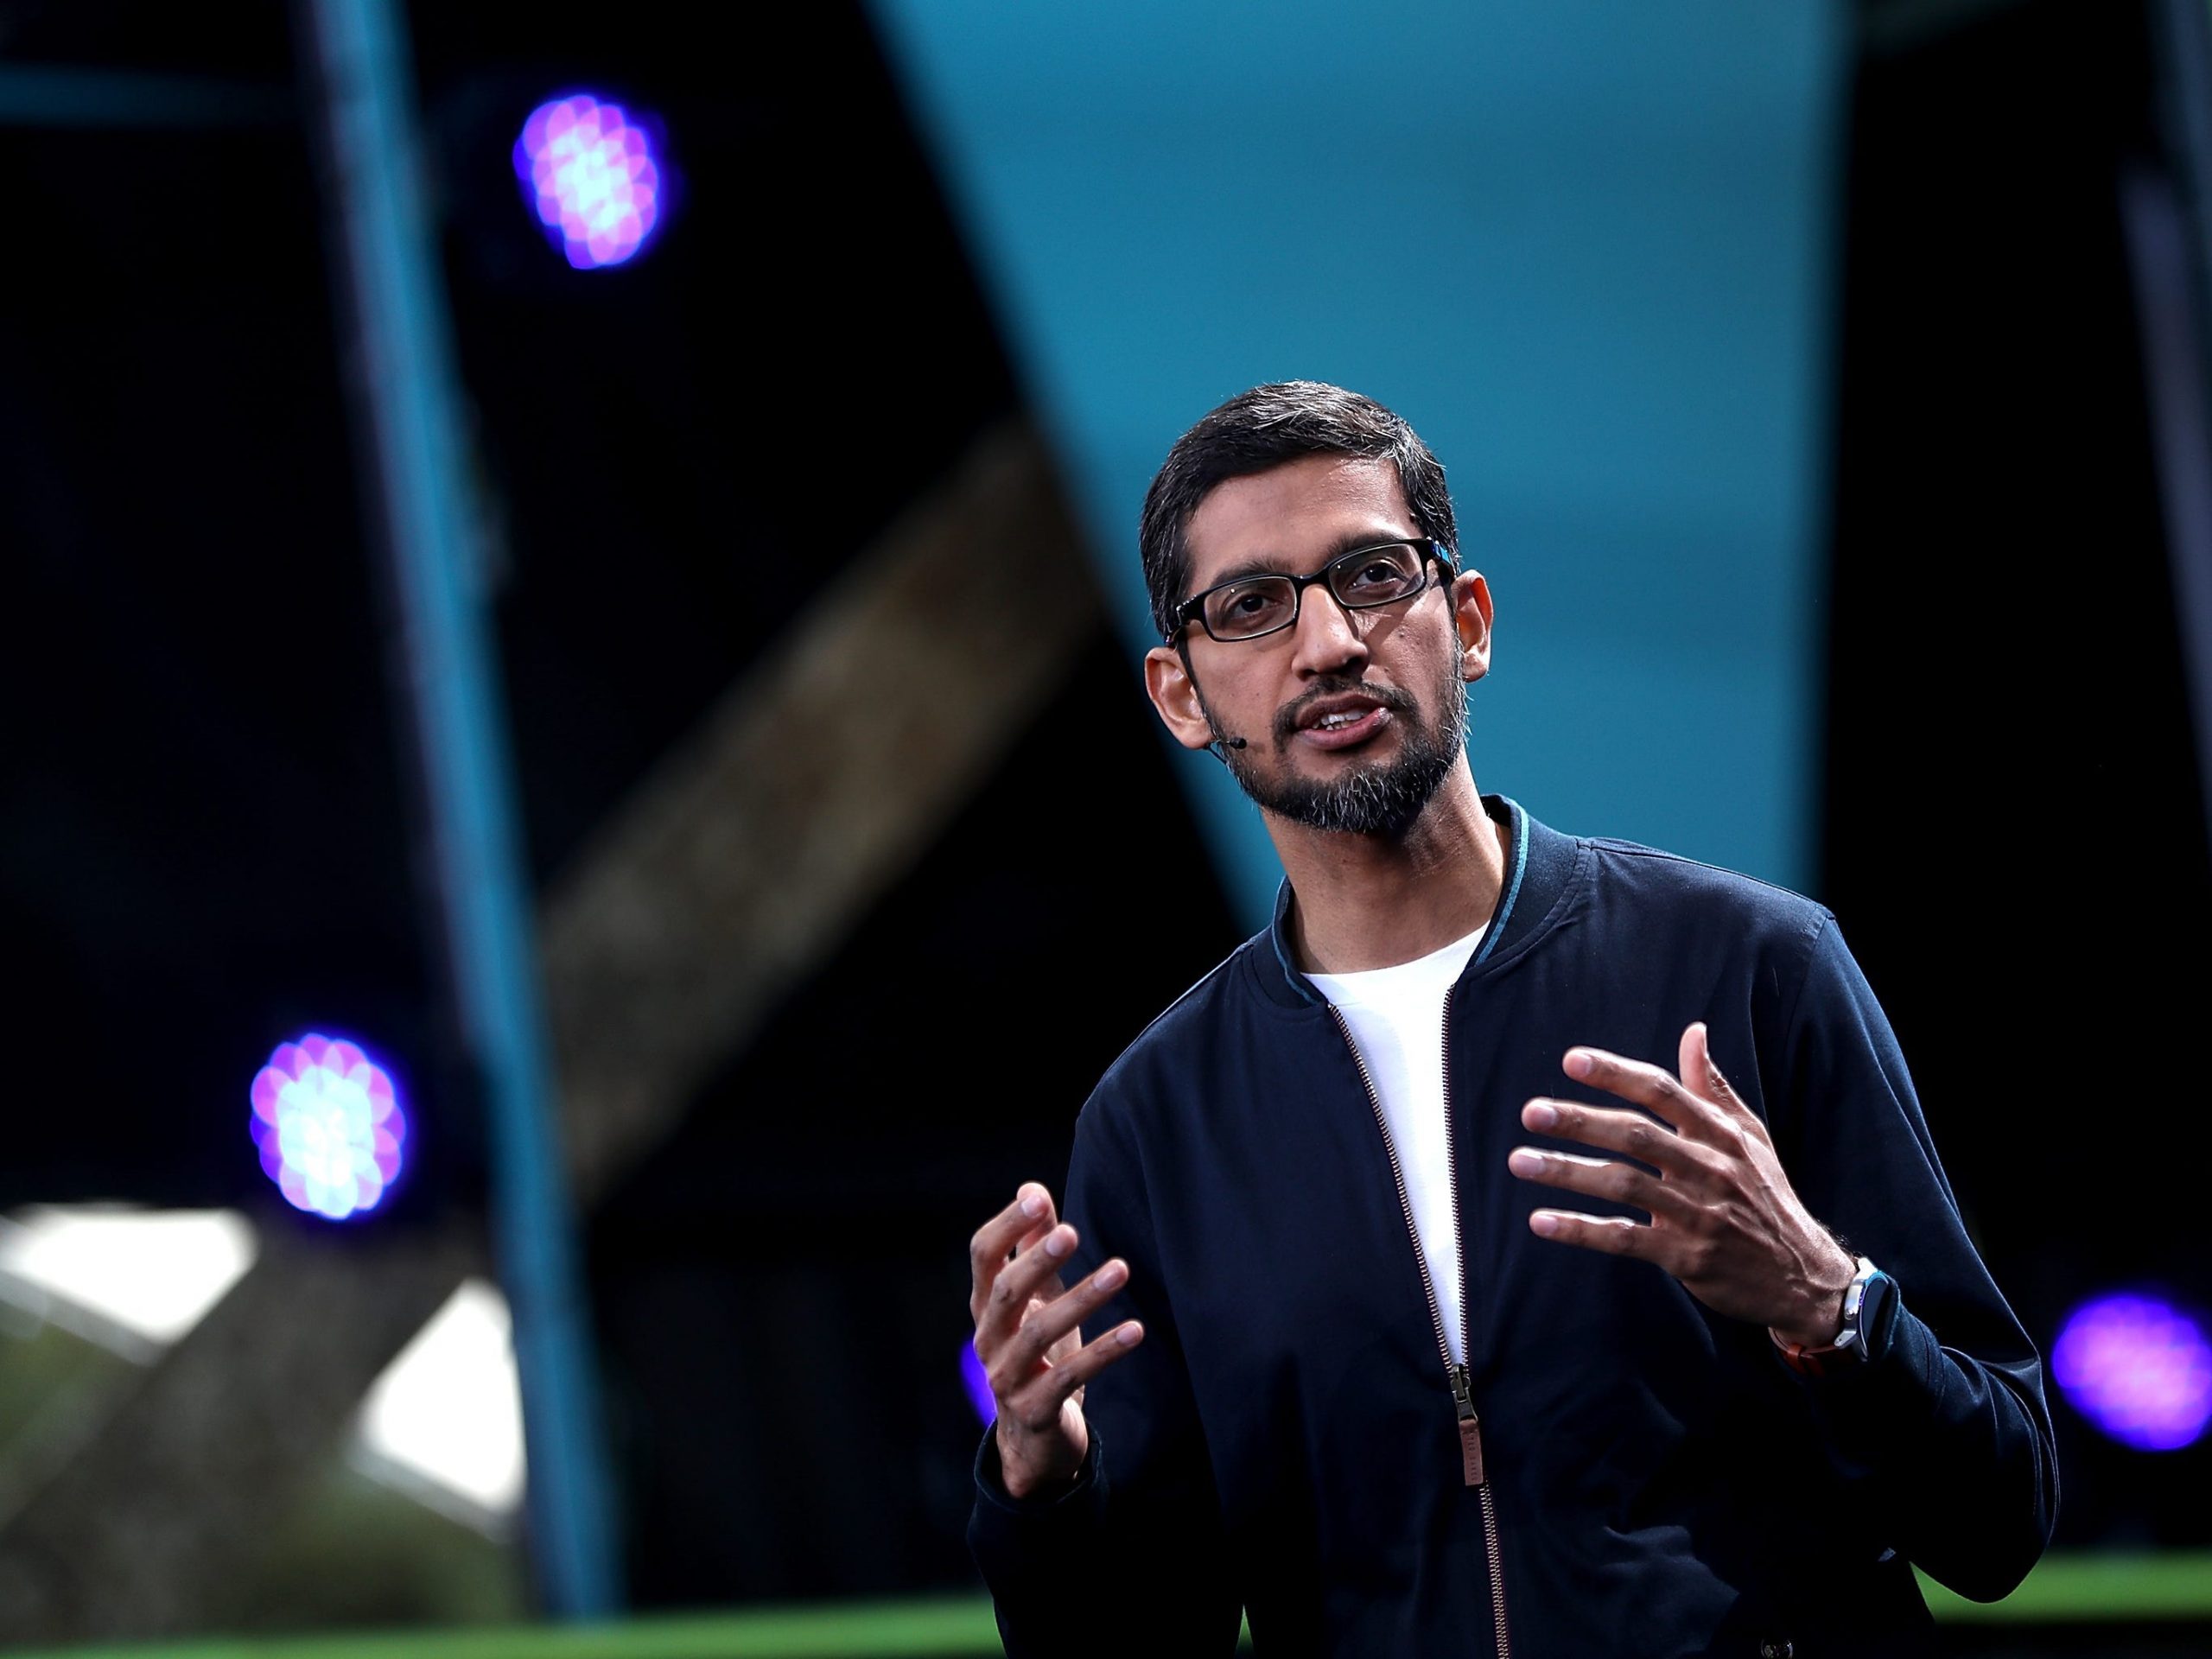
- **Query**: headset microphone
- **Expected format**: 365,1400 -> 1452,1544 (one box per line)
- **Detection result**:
1224,736 -> 1248,749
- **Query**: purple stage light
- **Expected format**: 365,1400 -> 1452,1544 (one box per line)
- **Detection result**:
962,1341 -> 995,1426
2052,1292 -> 2212,1452
513,93 -> 664,269
250,1034 -> 406,1221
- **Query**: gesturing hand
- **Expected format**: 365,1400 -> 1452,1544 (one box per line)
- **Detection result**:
969,1183 -> 1146,1499
1507,1022 -> 1857,1347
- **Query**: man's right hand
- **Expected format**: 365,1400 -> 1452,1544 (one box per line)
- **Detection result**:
969,1182 -> 1145,1499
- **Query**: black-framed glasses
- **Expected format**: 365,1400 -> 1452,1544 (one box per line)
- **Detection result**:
1168,537 -> 1453,645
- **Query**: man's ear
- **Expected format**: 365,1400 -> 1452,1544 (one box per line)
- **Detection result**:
1453,569 -> 1495,683
1145,645 -> 1219,751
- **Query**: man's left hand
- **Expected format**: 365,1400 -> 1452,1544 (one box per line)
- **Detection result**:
1507,1022 -> 1857,1347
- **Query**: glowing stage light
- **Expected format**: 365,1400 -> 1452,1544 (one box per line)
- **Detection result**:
962,1341 -> 995,1425
514,93 -> 664,269
250,1034 -> 406,1221
2053,1292 -> 2212,1452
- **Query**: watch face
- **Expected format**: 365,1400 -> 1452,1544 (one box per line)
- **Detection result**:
1854,1270 -> 1897,1363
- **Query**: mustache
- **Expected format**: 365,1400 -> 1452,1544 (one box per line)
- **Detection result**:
1272,677 -> 1418,745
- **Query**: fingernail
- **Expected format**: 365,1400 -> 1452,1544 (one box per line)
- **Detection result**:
1096,1262 -> 1127,1292
1020,1191 -> 1046,1219
1509,1149 -> 1545,1179
1531,1212 -> 1561,1237
1563,1051 -> 1592,1079
1523,1101 -> 1558,1131
1116,1323 -> 1143,1345
1044,1228 -> 1071,1258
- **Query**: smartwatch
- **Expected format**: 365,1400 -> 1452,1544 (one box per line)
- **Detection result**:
1771,1255 -> 1895,1377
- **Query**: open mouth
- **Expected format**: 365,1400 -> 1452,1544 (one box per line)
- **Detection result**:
1297,706 -> 1388,750
1308,707 -> 1374,733
1286,688 -> 1404,752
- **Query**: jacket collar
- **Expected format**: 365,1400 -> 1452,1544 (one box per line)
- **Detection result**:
1257,795 -> 1578,1008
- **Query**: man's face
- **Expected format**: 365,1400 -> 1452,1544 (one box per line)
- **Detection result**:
1146,454 -> 1491,838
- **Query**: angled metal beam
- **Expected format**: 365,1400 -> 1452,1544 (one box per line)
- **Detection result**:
543,419 -> 1102,1203
0,66 -> 293,128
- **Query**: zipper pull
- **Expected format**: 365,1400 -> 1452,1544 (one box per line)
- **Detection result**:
1448,1363 -> 1485,1486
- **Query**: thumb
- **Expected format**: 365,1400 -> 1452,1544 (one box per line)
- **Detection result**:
1680,1020 -> 1736,1106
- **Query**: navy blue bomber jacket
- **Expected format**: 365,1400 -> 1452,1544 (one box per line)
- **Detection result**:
970,800 -> 2056,1657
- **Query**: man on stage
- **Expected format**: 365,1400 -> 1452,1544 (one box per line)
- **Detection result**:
965,382 -> 2055,1656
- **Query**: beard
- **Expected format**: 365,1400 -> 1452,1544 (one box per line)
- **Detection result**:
1212,650 -> 1469,839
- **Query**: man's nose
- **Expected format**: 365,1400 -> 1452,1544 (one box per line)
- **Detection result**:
1288,584 -> 1369,678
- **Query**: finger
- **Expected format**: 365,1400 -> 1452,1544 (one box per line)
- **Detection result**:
1000,1259 -> 1132,1376
970,1185 -> 1056,1277
1004,1322 -> 1146,1427
1679,1022 -> 1770,1143
976,1222 -> 1080,1351
1527,1208 -> 1657,1256
1506,1147 -> 1665,1218
969,1185 -> 1058,1318
1561,1046 -> 1726,1143
1520,1097 -> 1711,1179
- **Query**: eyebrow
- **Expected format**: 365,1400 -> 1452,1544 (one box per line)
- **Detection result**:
1199,528 -> 1422,590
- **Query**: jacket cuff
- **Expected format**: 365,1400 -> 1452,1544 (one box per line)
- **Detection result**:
1774,1278 -> 1936,1439
972,1424 -> 1105,1519
969,1427 -> 1109,1603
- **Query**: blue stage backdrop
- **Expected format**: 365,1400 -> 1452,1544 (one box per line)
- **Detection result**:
869,0 -> 1848,925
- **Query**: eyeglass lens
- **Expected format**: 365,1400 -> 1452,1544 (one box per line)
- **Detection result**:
1201,543 -> 1427,641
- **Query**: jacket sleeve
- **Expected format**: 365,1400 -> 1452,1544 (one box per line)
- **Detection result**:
968,1089 -> 1242,1656
1772,917 -> 2058,1601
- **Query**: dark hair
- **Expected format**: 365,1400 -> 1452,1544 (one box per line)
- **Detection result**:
1138,381 -> 1459,641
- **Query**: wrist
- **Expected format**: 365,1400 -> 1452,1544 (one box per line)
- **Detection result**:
1768,1246 -> 1858,1349
996,1421 -> 1087,1501
1771,1255 -> 1896,1376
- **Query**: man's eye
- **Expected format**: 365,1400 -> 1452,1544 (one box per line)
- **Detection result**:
1347,559 -> 1408,589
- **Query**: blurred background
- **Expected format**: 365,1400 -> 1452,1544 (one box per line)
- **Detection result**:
1,0 -> 2208,1655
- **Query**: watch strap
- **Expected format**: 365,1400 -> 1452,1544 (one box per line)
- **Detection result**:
1771,1255 -> 1880,1377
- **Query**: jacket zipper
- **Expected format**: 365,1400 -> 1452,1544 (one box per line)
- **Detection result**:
1328,990 -> 1512,1659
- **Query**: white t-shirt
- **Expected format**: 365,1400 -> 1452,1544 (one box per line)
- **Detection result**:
1306,924 -> 1487,1366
